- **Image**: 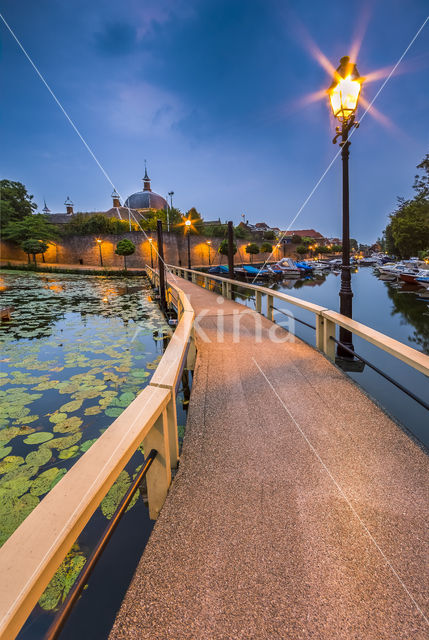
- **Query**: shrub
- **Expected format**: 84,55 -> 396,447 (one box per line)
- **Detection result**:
260,242 -> 273,253
115,239 -> 136,270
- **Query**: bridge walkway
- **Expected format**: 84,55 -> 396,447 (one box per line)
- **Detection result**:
110,274 -> 428,639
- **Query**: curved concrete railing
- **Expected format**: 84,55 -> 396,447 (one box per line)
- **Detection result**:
0,278 -> 195,640
167,265 -> 429,377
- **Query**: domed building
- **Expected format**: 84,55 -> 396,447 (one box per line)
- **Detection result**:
124,167 -> 167,212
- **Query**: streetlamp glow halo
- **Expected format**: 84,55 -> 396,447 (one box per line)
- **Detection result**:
329,56 -> 363,122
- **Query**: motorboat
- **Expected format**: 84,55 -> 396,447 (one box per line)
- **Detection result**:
242,265 -> 271,279
416,275 -> 429,289
275,258 -> 302,277
399,269 -> 429,285
295,261 -> 313,273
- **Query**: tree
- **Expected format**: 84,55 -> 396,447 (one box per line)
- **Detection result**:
291,234 -> 302,244
218,239 -> 237,256
350,238 -> 358,250
185,207 -> 204,233
383,155 -> 429,258
21,238 -> 48,265
63,213 -> 138,235
296,245 -> 307,255
318,245 -> 329,254
3,214 -> 58,247
245,243 -> 259,263
263,230 -> 275,240
0,180 -> 37,229
115,239 -> 136,270
260,242 -> 273,253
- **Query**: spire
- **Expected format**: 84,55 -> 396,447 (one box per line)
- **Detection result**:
111,189 -> 121,208
64,196 -> 74,215
143,160 -> 151,192
42,199 -> 51,214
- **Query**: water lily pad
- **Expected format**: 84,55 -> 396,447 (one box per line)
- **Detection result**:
49,412 -> 67,424
26,447 -> 53,467
130,369 -> 150,379
80,438 -> 97,453
84,406 -> 101,416
42,432 -> 82,451
100,470 -> 138,519
0,456 -> 24,474
0,493 -> 39,546
24,432 -> 54,445
38,546 -> 86,610
59,400 -> 82,413
53,416 -> 83,434
104,407 -> 123,418
58,445 -> 80,460
0,446 -> 12,460
30,468 -> 65,496
0,427 -> 22,445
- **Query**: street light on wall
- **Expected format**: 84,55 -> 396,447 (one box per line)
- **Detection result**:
96,239 -> 103,267
207,240 -> 212,266
328,55 -> 363,359
185,218 -> 192,269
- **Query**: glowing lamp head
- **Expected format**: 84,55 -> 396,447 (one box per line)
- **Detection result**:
96,239 -> 102,244
207,240 -> 211,245
185,219 -> 191,228
149,238 -> 153,243
329,56 -> 362,121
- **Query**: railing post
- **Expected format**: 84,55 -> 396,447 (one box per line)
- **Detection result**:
267,294 -> 273,321
204,276 -> 208,288
143,408 -> 171,520
221,282 -> 226,298
226,282 -> 232,299
192,272 -> 197,284
255,290 -> 262,314
187,327 -> 197,370
323,316 -> 336,361
316,314 -> 324,351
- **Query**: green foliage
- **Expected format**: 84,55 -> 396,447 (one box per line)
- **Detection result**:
245,243 -> 259,255
384,156 -> 429,258
0,180 -> 37,229
330,244 -> 342,252
291,234 -> 302,244
21,239 -> 48,263
203,224 -> 227,237
233,225 -> 250,239
3,214 -> 58,245
38,545 -> 86,610
296,245 -> 307,255
218,239 -> 237,255
115,239 -> 136,270
262,230 -> 276,240
318,245 -> 329,254
260,242 -> 273,253
350,238 -> 358,250
63,214 -> 138,236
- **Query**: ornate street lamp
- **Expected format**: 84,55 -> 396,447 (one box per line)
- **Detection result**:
96,239 -> 103,267
328,56 -> 363,358
207,240 -> 212,266
185,218 -> 192,269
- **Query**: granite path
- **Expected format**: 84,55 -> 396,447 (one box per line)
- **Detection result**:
110,274 -> 429,640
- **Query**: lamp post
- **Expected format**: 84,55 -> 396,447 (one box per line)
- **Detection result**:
96,239 -> 103,267
328,56 -> 363,358
149,238 -> 154,268
185,218 -> 191,269
207,240 -> 212,266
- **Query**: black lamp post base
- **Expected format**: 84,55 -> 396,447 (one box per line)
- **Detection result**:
335,355 -> 366,372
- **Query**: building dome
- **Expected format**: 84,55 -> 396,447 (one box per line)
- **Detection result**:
124,166 -> 167,211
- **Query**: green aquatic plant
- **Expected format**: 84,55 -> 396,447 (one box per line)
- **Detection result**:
0,456 -> 24,474
38,545 -> 86,611
42,432 -> 82,451
58,446 -> 80,460
0,493 -> 40,546
24,432 -> 54,445
30,468 -> 66,497
100,470 -> 138,520
0,447 -> 12,460
80,438 -> 98,453
59,400 -> 82,413
25,447 -> 52,467
53,416 -> 82,434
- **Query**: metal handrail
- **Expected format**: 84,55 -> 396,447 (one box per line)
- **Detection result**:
272,305 -> 317,331
329,337 -> 429,412
45,449 -> 158,640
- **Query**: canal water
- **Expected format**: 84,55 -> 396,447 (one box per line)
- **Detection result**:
0,271 -> 189,639
236,266 -> 429,448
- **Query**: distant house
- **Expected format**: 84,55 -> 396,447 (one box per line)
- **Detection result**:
283,229 -> 325,241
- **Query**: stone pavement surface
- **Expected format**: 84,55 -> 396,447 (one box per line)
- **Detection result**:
110,274 -> 429,639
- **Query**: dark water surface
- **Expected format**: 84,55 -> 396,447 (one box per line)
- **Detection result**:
0,271 -> 189,639
238,266 -> 429,447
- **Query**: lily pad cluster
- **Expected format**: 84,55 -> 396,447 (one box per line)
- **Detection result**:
0,271 -> 172,559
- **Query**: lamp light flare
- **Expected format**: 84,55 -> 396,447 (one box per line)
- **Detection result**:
329,74 -> 362,120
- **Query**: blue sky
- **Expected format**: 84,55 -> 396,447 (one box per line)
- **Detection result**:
0,0 -> 428,242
